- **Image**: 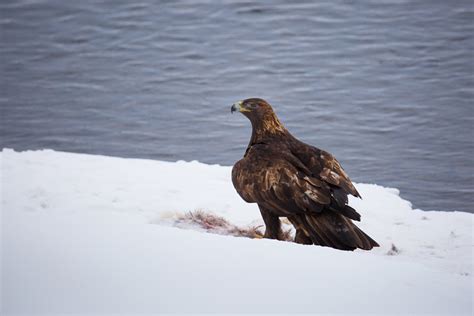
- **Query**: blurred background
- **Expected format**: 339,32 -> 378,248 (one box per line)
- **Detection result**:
1,0 -> 473,213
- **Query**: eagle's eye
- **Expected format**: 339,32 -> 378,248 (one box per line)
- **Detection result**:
246,102 -> 259,110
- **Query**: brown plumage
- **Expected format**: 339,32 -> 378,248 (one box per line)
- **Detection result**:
231,98 -> 379,251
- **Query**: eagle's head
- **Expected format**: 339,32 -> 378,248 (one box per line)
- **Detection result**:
231,98 -> 274,117
231,98 -> 286,135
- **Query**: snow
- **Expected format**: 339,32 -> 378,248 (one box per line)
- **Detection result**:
1,148 -> 472,315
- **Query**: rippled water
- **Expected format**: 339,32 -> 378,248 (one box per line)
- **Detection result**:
1,0 -> 473,212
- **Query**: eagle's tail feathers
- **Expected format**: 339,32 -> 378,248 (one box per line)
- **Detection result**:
329,204 -> 361,221
290,211 -> 378,251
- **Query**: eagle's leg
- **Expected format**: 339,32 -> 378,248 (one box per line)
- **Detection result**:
287,216 -> 313,245
258,206 -> 283,240
294,229 -> 313,245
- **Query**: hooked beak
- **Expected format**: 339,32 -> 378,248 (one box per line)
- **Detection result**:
231,100 -> 247,113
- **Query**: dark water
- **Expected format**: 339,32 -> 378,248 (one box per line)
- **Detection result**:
1,0 -> 473,213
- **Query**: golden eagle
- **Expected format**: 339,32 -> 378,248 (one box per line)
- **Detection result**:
231,98 -> 379,251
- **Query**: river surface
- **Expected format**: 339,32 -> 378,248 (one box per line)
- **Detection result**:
1,0 -> 473,213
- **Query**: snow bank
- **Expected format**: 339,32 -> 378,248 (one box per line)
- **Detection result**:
1,149 -> 472,315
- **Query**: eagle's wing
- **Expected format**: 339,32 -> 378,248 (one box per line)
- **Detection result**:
232,144 -> 338,217
284,140 -> 360,207
318,150 -> 361,198
289,142 -> 360,197
233,142 -> 362,220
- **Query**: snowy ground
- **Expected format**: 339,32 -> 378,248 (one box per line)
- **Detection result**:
1,149 -> 472,315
